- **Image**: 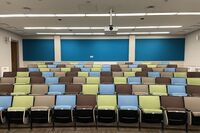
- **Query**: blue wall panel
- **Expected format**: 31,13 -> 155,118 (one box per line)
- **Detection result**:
61,39 -> 129,61
23,39 -> 54,61
135,38 -> 185,61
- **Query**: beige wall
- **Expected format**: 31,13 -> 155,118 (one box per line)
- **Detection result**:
0,28 -> 22,76
185,30 -> 200,67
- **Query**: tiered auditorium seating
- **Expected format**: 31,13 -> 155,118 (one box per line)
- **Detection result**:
0,62 -> 200,131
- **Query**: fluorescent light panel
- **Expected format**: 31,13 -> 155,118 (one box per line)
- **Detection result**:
36,32 -> 105,35
117,32 -> 170,35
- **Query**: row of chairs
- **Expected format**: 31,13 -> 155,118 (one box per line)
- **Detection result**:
0,84 -> 200,97
4,71 -> 200,78
1,76 -> 200,86
0,95 -> 199,131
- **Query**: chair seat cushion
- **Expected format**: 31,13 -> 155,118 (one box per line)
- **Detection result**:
48,92 -> 63,95
31,106 -> 50,111
98,106 -> 116,110
192,112 -> 200,117
151,92 -> 167,96
170,93 -> 187,96
54,105 -> 72,110
7,107 -> 28,112
119,106 -> 138,110
0,107 -> 6,111
142,109 -> 162,114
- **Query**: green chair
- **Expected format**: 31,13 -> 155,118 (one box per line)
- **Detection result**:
114,77 -> 127,84
86,77 -> 100,84
39,68 -> 50,72
37,64 -> 47,68
16,72 -> 29,77
15,77 -> 30,84
174,72 -> 187,78
187,78 -> 200,85
61,68 -> 71,72
82,84 -> 99,95
149,85 -> 167,96
7,96 -> 34,129
78,72 -> 89,77
124,72 -> 135,77
147,64 -> 157,68
91,67 -> 101,72
97,95 -> 117,123
93,64 -> 102,68
139,96 -> 164,129
11,85 -> 31,95
132,68 -> 142,72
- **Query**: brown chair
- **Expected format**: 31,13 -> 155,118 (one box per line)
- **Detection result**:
142,68 -> 153,72
160,96 -> 187,131
138,64 -> 147,69
73,77 -> 86,84
30,77 -> 45,84
100,77 -> 114,84
3,72 -> 16,77
155,77 -> 171,85
57,64 -> 66,68
125,62 -> 133,65
111,65 -> 121,72
75,95 -> 97,123
54,72 -> 66,77
30,72 -> 42,77
0,77 -> 15,84
66,72 -> 78,77
45,62 -> 53,65
59,77 -> 73,84
17,68 -> 28,72
176,68 -> 188,72
187,72 -> 200,78
112,72 -> 123,77
0,84 -> 14,95
116,84 -> 132,94
66,84 -> 82,94
153,68 -> 164,72
186,85 -> 200,96
160,72 -> 173,78
142,77 -> 155,85
135,72 -> 148,77
31,84 -> 48,95
100,72 -> 112,77
167,64 -> 177,68
132,85 -> 149,95
71,68 -> 81,72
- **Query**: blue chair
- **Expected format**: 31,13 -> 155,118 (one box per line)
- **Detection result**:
118,95 -> 139,123
47,65 -> 57,68
167,85 -> 187,96
165,68 -> 176,72
42,72 -> 54,77
48,84 -> 65,95
171,78 -> 186,85
0,96 -> 12,123
75,64 -> 84,68
28,68 -> 39,72
53,95 -> 76,126
53,62 -> 61,65
102,64 -> 110,68
99,84 -> 115,94
148,72 -> 160,77
81,68 -> 91,72
129,64 -> 138,68
89,72 -> 100,77
128,77 -> 141,84
45,77 -> 59,84
102,67 -> 111,72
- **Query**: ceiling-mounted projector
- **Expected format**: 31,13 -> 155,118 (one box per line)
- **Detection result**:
104,25 -> 118,35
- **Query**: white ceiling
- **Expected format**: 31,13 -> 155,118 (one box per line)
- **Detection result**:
0,0 -> 200,36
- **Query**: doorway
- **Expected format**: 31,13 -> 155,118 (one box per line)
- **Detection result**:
11,41 -> 19,72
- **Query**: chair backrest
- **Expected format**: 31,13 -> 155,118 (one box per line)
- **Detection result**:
100,77 -> 114,84
39,68 -> 50,72
0,84 -> 14,94
0,77 -> 15,84
135,72 -> 148,77
167,85 -> 186,95
187,72 -> 200,78
93,64 -> 101,68
47,65 -> 57,68
171,78 -> 186,85
97,95 -> 117,109
160,72 -> 173,78
50,68 -> 60,72
13,84 -> 31,94
89,72 -> 100,77
102,67 -> 111,72
59,77 -> 73,84
155,77 -> 171,85
124,72 -> 135,77
0,96 -> 12,108
3,72 -> 16,77
176,68 -> 188,72
102,64 -> 110,68
139,96 -> 160,110
60,68 -> 71,72
184,97 -> 200,112
75,64 -> 84,68
186,85 -> 200,96
66,84 -> 82,93
152,68 -> 164,72
66,72 -> 78,77
161,96 -> 184,109
132,68 -> 142,72
112,72 -> 123,77
15,77 -> 30,84
114,77 -> 127,84
31,84 -> 48,95
81,68 -> 91,72
49,84 -> 66,93
187,78 -> 200,85
78,72 -> 88,77
164,68 -> 176,72
116,84 -> 132,94
45,77 -> 59,84
86,77 -> 100,84
34,95 -> 55,107
128,64 -> 138,68
148,72 -> 160,78
91,67 -> 101,72
149,85 -> 167,95
82,84 -> 99,95
174,72 -> 187,78
118,95 -> 138,107
42,72 -> 53,77
142,77 -> 155,85
128,77 -> 141,84
77,95 -> 96,107
132,85 -> 149,95
99,84 -> 115,94
73,77 -> 86,84
54,72 -> 66,77
12,96 -> 34,108
100,72 -> 112,77
16,72 -> 29,77
56,95 -> 76,107
31,77 -> 45,84
30,72 -> 42,77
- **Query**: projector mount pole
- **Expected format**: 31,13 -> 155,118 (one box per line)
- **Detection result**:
109,9 -> 113,30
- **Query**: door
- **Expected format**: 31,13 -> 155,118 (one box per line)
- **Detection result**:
11,41 -> 19,72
